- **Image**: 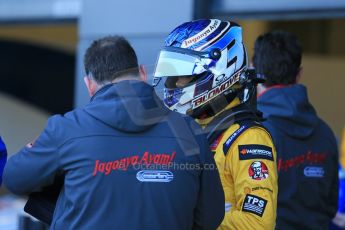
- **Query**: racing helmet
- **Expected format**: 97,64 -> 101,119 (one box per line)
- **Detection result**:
153,19 -> 248,118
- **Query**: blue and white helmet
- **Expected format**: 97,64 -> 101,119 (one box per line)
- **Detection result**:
153,19 -> 248,117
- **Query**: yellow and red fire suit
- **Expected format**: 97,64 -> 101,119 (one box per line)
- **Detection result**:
198,99 -> 278,230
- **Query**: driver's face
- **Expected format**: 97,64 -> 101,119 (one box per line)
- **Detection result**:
175,76 -> 193,88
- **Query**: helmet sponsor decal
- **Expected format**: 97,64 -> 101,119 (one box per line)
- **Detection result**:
239,144 -> 274,161
242,194 -> 267,217
214,74 -> 226,84
181,19 -> 220,48
136,170 -> 174,183
249,161 -> 269,180
152,77 -> 161,87
164,88 -> 182,107
191,74 -> 239,109
196,21 -> 231,51
303,166 -> 325,178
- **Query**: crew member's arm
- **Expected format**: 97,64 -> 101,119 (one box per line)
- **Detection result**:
0,137 -> 7,185
3,117 -> 60,195
193,139 -> 225,230
219,127 -> 278,230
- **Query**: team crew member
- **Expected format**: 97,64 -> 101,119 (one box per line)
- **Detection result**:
254,31 -> 339,230
153,19 -> 278,229
0,136 -> 7,185
4,36 -> 225,230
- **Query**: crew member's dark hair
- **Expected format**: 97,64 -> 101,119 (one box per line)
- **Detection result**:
253,31 -> 302,86
84,36 -> 139,84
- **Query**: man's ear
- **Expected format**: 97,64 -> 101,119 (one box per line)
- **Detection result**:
296,67 -> 303,83
84,76 -> 98,97
139,64 -> 147,82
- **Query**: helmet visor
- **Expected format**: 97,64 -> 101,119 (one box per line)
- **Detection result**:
153,48 -> 210,78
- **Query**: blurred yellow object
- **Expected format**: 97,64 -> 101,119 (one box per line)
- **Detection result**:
341,128 -> 345,169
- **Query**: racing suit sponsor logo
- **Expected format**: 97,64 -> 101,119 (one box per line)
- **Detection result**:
249,161 -> 269,180
252,186 -> 273,193
242,194 -> 267,217
93,151 -> 176,176
225,125 -> 247,146
239,144 -> 274,161
182,19 -> 220,48
304,166 -> 325,178
136,170 -> 173,182
244,187 -> 251,194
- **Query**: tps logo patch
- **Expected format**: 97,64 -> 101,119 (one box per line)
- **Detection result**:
249,161 -> 269,180
242,194 -> 267,217
239,145 -> 274,161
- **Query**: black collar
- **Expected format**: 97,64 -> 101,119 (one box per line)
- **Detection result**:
204,103 -> 264,145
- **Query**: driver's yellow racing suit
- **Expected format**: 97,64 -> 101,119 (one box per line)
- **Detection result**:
198,99 -> 278,230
